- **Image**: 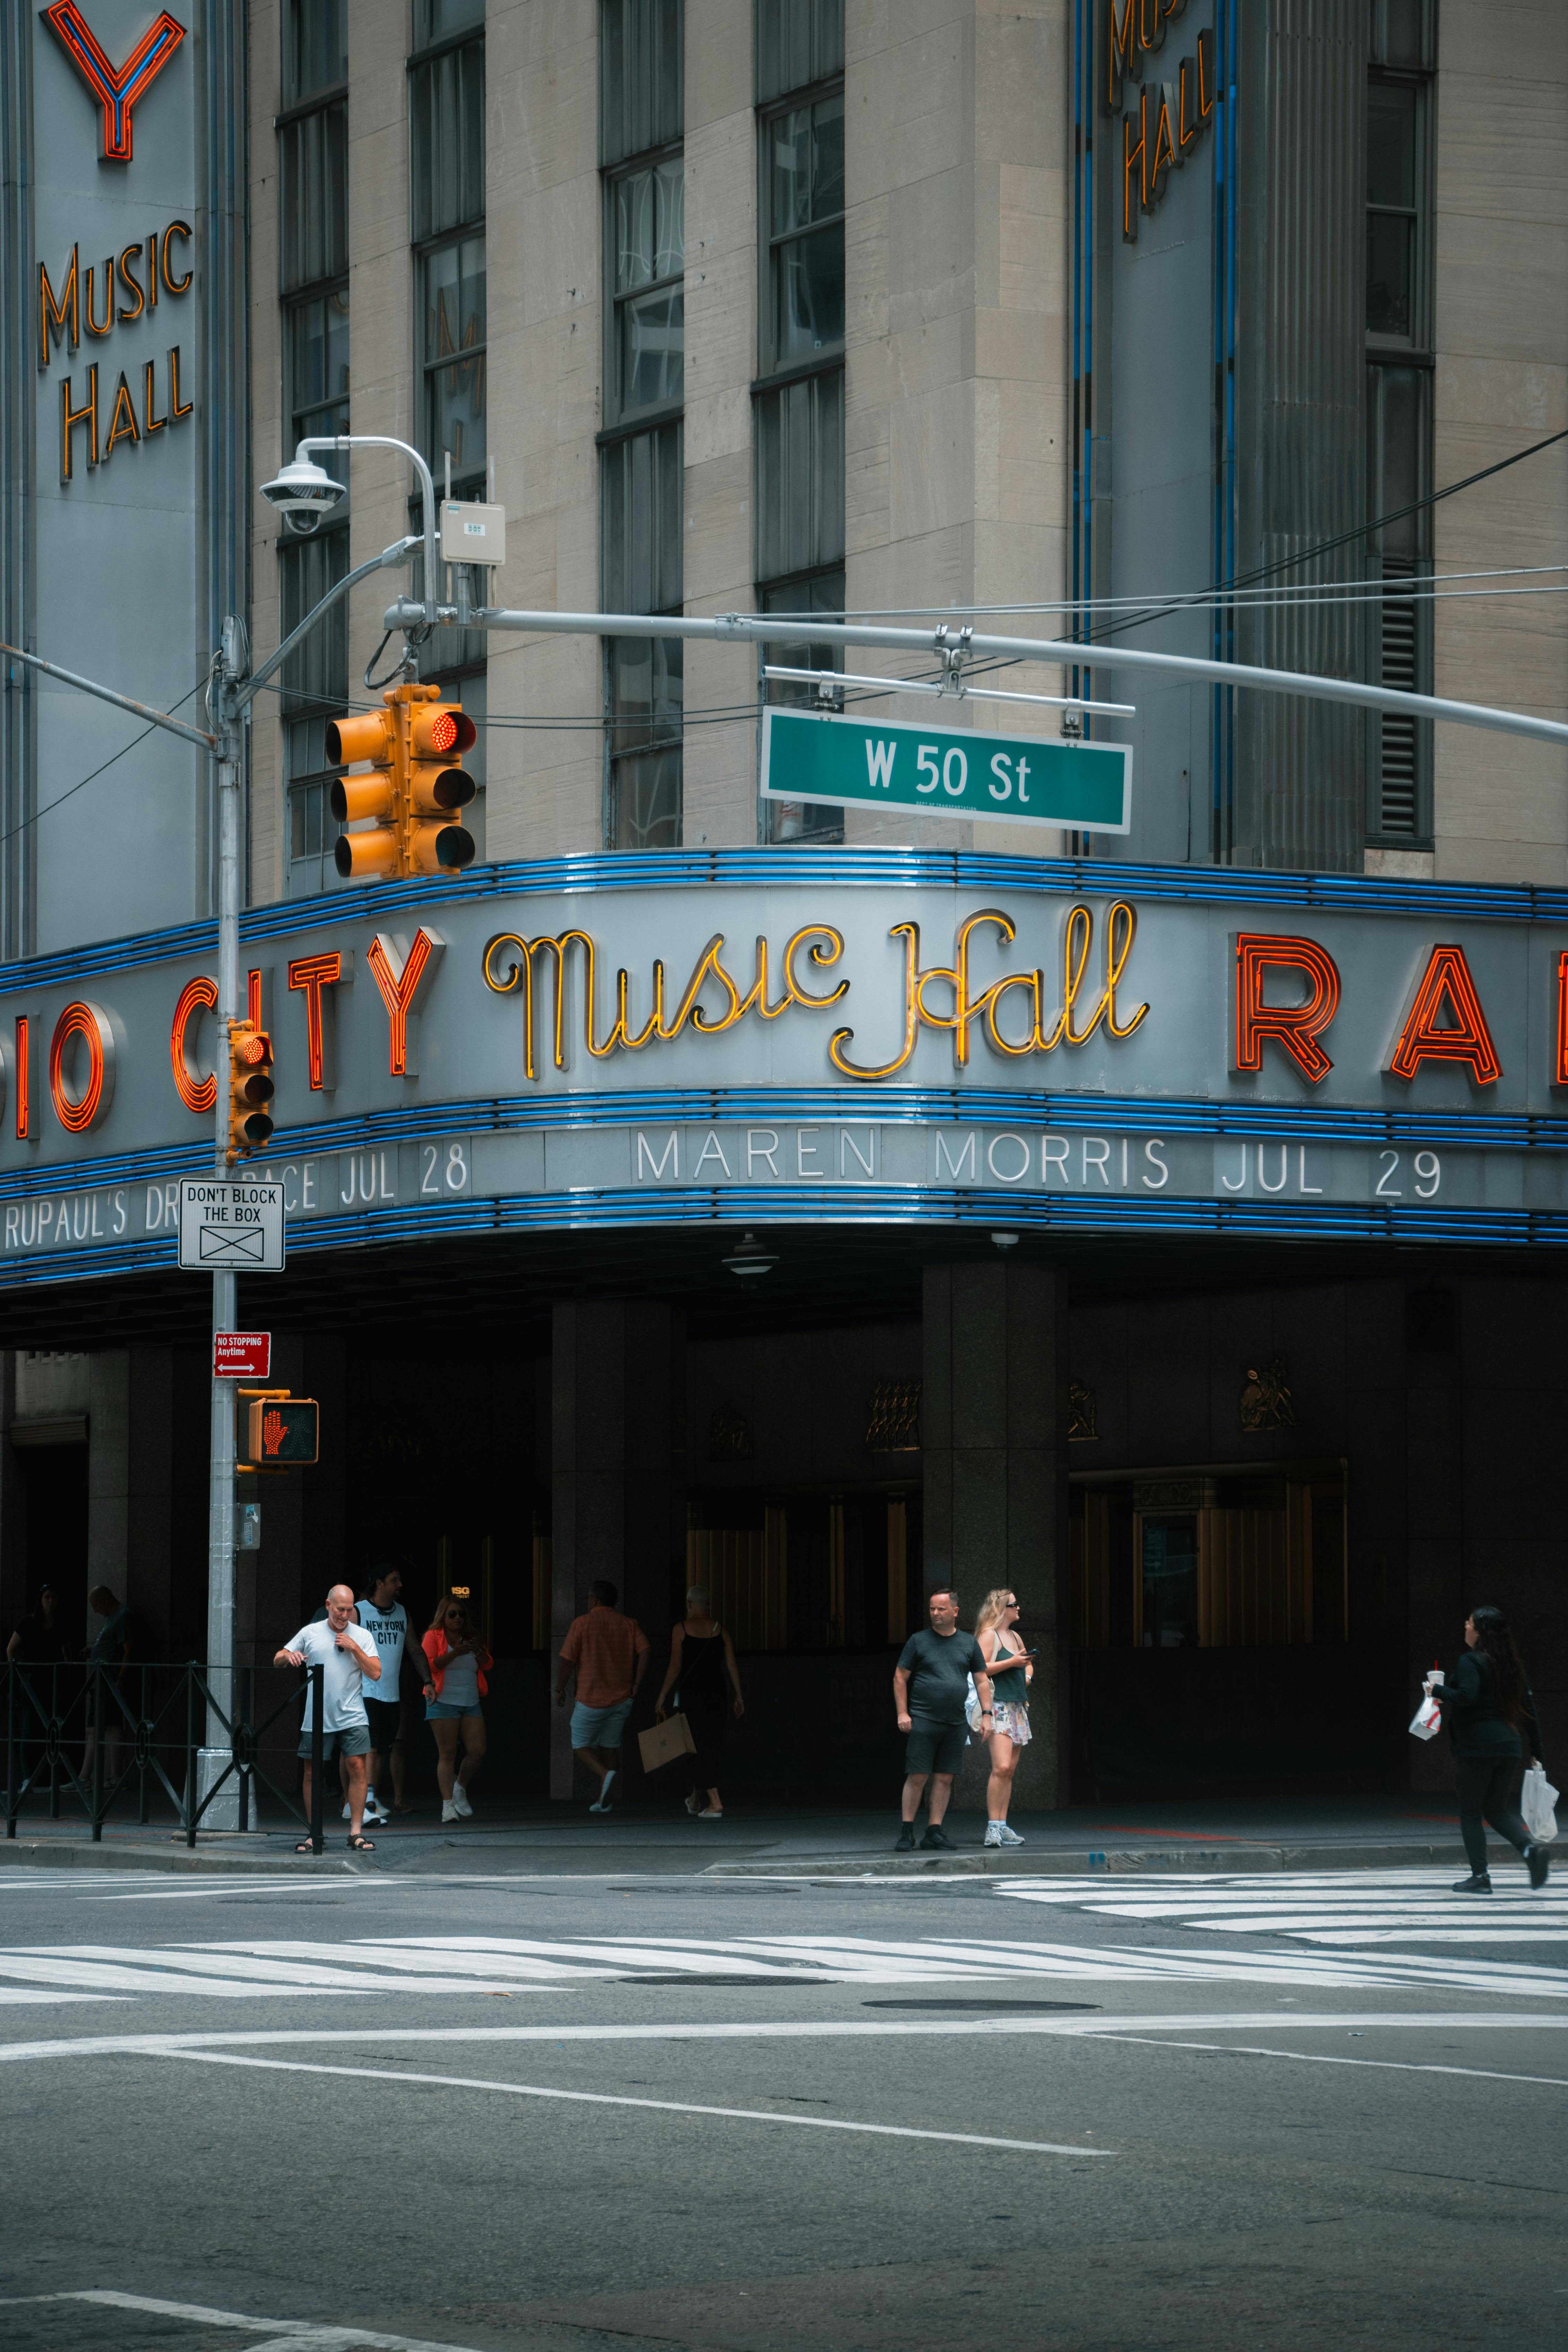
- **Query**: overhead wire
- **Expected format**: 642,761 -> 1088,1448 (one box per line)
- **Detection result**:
0,679 -> 209,850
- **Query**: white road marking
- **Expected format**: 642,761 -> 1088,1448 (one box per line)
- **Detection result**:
994,1868 -> 1567,1955
4,2012 -> 1568,2068
1093,2035 -> 1568,2089
0,2289 -> 490,2350
154,2046 -> 1115,2158
0,1923 -> 1564,2003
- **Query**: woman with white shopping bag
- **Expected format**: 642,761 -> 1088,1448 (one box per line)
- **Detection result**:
1425,1605 -> 1549,1894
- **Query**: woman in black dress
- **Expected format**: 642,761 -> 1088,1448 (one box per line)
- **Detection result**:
1426,1604 -> 1549,1893
652,1586 -> 745,1818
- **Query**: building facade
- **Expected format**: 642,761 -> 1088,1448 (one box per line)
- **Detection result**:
0,0 -> 1564,1809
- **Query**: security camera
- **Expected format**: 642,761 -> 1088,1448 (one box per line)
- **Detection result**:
259,455 -> 346,534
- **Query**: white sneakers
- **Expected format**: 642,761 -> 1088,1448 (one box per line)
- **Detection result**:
451,1784 -> 473,1819
589,1768 -> 618,1815
344,1795 -> 390,1826
441,1797 -> 459,1823
984,1821 -> 1026,1848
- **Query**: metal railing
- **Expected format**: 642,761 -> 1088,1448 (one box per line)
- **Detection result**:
3,1660 -> 328,1853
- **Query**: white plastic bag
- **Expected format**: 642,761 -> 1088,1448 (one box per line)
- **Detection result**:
1408,1692 -> 1442,1742
964,1671 -> 983,1736
1521,1763 -> 1559,1844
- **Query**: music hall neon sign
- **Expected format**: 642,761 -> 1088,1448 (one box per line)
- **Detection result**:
1103,0 -> 1216,242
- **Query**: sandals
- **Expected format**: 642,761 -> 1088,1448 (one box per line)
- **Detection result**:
294,1839 -> 317,1855
347,1832 -> 376,1851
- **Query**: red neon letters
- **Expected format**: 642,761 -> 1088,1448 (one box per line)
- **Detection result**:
169,974 -> 217,1114
49,1000 -> 115,1133
1233,934 -> 1341,1085
367,928 -> 445,1079
1388,945 -> 1502,1087
287,953 -> 345,1092
44,3 -> 186,165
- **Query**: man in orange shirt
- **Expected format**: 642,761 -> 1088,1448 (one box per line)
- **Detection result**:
556,1578 -> 651,1812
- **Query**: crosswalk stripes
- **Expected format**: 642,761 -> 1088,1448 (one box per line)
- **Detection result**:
991,1866 -> 1568,1947
0,1914 -> 1562,2004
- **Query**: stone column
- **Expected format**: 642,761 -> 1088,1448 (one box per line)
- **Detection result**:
922,1262 -> 1069,1811
87,1350 -> 175,1653
550,1302 -> 684,1799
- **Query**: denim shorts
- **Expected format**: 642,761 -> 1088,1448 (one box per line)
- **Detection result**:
571,1699 -> 632,1750
425,1698 -> 483,1721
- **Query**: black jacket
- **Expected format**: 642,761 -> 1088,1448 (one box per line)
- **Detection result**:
1437,1648 -> 1544,1767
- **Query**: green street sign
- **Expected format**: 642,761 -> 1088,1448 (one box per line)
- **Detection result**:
760,705 -> 1132,833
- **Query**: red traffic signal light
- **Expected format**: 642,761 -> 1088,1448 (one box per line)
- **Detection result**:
227,1021 -> 274,1161
326,686 -> 477,881
242,1393 -> 319,1465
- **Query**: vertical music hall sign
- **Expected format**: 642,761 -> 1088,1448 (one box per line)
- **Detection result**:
2,4 -> 244,959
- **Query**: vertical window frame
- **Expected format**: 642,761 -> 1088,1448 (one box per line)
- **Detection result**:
756,77 -> 846,383
1365,8 -> 1436,851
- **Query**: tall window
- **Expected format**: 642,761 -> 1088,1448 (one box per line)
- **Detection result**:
1366,0 -> 1435,848
755,0 -> 845,843
601,0 -> 684,850
410,3 -> 487,761
278,1 -> 350,895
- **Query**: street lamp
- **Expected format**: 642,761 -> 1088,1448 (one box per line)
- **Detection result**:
260,433 -> 441,628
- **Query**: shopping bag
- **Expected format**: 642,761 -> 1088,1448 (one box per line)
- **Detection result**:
1408,1693 -> 1442,1741
638,1713 -> 696,1773
1521,1763 -> 1559,1844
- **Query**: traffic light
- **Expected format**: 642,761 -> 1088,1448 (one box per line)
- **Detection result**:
326,683 -> 476,881
406,696 -> 477,875
241,1392 -> 319,1465
227,1020 -> 274,1160
325,698 -> 404,881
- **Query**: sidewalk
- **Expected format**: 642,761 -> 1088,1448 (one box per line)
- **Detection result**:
0,1791 -> 1473,1878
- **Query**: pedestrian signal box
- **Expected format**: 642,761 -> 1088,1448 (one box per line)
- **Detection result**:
239,1391 -> 319,1466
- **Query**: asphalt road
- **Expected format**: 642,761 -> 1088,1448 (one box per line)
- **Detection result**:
0,1856 -> 1563,2352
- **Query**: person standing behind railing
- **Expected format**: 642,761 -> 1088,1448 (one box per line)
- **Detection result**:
276,1584 -> 381,1853
6,1584 -> 66,1798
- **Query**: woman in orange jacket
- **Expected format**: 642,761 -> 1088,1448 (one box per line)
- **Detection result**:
422,1596 -> 492,1824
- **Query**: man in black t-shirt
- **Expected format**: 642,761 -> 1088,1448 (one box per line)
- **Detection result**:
892,1588 -> 992,1853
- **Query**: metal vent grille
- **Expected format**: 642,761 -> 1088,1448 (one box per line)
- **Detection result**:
1378,559 -> 1419,836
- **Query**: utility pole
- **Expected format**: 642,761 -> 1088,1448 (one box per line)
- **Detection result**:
200,618 -> 244,1821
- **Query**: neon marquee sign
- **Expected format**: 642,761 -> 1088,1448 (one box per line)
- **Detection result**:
44,2 -> 186,164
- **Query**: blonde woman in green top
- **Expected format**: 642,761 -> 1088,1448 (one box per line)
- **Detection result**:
975,1587 -> 1032,1848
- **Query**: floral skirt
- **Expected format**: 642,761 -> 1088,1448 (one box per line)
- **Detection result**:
989,1701 -> 1031,1747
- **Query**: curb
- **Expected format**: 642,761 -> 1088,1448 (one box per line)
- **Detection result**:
703,1840 -> 1472,1880
0,1839 -> 355,1875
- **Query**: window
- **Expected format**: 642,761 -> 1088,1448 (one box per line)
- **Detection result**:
760,572 -> 845,843
411,21 -> 486,488
279,2 -> 349,458
607,155 -> 684,422
283,0 -> 345,109
601,2 -> 685,848
601,0 -> 682,168
754,3 -> 845,844
603,423 -> 683,849
764,93 -> 844,369
279,4 -> 350,898
1366,0 -> 1435,847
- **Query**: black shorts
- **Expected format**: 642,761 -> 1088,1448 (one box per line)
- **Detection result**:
364,1696 -> 403,1756
906,1719 -> 966,1777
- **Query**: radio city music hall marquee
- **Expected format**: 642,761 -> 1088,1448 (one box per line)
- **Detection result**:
1,864 -> 1567,1278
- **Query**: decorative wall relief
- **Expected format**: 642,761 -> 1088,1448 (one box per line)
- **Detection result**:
1068,1381 -> 1099,1442
866,1381 -> 921,1452
1240,1355 -> 1295,1432
708,1404 -> 753,1460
